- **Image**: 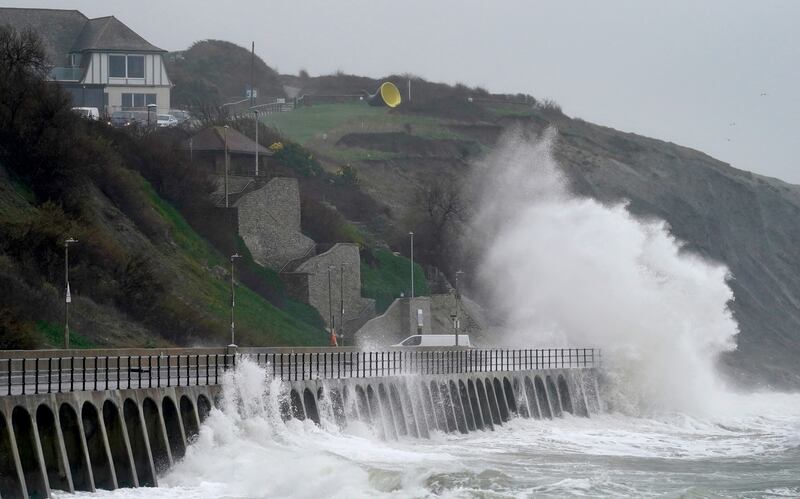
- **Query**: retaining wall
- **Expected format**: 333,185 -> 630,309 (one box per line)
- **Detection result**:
0,367 -> 599,498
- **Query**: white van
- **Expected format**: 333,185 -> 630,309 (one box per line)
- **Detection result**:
71,107 -> 100,120
394,334 -> 472,347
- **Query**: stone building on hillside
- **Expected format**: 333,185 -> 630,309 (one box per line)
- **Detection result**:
354,297 -> 432,348
281,243 -> 375,338
234,178 -> 314,269
354,293 -> 486,348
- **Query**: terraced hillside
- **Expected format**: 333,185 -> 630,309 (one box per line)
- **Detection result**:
262,92 -> 800,389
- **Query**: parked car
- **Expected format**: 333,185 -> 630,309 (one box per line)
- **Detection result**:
71,107 -> 100,120
110,111 -> 152,127
110,111 -> 136,127
168,109 -> 193,124
393,334 -> 472,347
157,114 -> 178,128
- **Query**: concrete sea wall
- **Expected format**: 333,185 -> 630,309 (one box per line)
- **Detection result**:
0,366 -> 599,498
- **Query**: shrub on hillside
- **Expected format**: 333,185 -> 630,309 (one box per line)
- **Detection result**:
0,309 -> 40,349
271,141 -> 323,177
301,196 -> 364,246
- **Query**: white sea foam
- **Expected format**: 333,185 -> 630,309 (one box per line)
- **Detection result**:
53,130 -> 800,499
53,361 -> 800,499
471,128 -> 739,415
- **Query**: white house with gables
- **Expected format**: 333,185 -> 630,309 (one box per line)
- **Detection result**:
0,7 -> 171,114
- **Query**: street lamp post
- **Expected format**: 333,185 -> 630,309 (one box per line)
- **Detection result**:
147,103 -> 157,127
409,231 -> 415,299
229,253 -> 241,346
339,263 -> 347,346
327,265 -> 337,346
64,237 -> 78,349
253,110 -> 259,177
454,270 -> 464,346
223,125 -> 230,207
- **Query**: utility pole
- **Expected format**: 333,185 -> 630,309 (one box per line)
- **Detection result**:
250,41 -> 256,107
223,125 -> 230,207
253,110 -> 259,177
339,263 -> 346,346
230,253 -> 241,346
327,266 -> 336,346
454,270 -> 464,346
409,231 -> 415,299
63,237 -> 78,349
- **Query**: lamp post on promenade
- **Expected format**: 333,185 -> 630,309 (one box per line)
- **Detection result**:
454,270 -> 464,346
327,265 -> 337,346
64,237 -> 78,349
230,253 -> 241,346
339,263 -> 347,346
224,125 -> 230,207
253,110 -> 259,177
409,231 -> 415,299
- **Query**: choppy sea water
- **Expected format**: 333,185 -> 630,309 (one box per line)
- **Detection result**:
55,363 -> 800,499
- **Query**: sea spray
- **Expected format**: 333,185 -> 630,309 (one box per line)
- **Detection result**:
54,358 -> 800,498
471,128 -> 739,415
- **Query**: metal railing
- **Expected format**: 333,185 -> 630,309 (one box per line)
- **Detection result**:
49,67 -> 83,81
0,348 -> 600,396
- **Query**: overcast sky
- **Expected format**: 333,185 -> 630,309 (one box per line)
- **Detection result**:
6,0 -> 799,183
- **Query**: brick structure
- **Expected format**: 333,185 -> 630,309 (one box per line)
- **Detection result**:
234,177 -> 314,269
354,297 -> 433,348
354,294 -> 486,348
281,243 -> 374,336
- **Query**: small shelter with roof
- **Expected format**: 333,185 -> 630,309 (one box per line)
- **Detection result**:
183,126 -> 273,176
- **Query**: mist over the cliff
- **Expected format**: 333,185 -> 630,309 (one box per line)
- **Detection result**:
471,129 -> 739,414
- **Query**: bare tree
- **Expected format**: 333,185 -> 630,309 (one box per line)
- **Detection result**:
0,26 -> 49,130
410,178 -> 465,277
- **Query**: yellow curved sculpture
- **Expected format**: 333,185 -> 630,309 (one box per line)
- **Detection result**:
378,82 -> 402,108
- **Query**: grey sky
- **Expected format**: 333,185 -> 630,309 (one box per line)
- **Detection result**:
5,0 -> 799,183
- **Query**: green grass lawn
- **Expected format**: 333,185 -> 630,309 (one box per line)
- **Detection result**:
261,103 -> 388,144
361,248 -> 429,313
38,320 -> 95,348
144,182 -> 326,346
261,103 -> 467,147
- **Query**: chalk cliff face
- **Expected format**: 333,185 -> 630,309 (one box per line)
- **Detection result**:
547,116 -> 800,388
467,116 -> 800,388
301,97 -> 800,388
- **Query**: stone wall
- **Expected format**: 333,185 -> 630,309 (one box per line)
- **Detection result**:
354,297 -> 432,348
430,294 -> 485,337
287,243 -> 374,334
235,178 -> 314,269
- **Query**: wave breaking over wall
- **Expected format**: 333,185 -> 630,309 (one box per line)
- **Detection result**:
471,128 -> 739,415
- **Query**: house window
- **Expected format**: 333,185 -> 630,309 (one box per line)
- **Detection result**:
109,55 -> 126,77
109,55 -> 146,78
127,55 -> 144,78
121,93 -> 157,109
69,53 -> 81,67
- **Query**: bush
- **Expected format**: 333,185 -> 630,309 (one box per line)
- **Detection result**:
334,164 -> 360,186
360,248 -> 429,313
301,195 -> 364,245
271,141 -> 323,177
0,309 -> 40,349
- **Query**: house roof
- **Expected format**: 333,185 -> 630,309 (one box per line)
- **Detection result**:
0,8 -> 87,66
184,127 -> 273,156
0,8 -> 164,67
72,16 -> 165,53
